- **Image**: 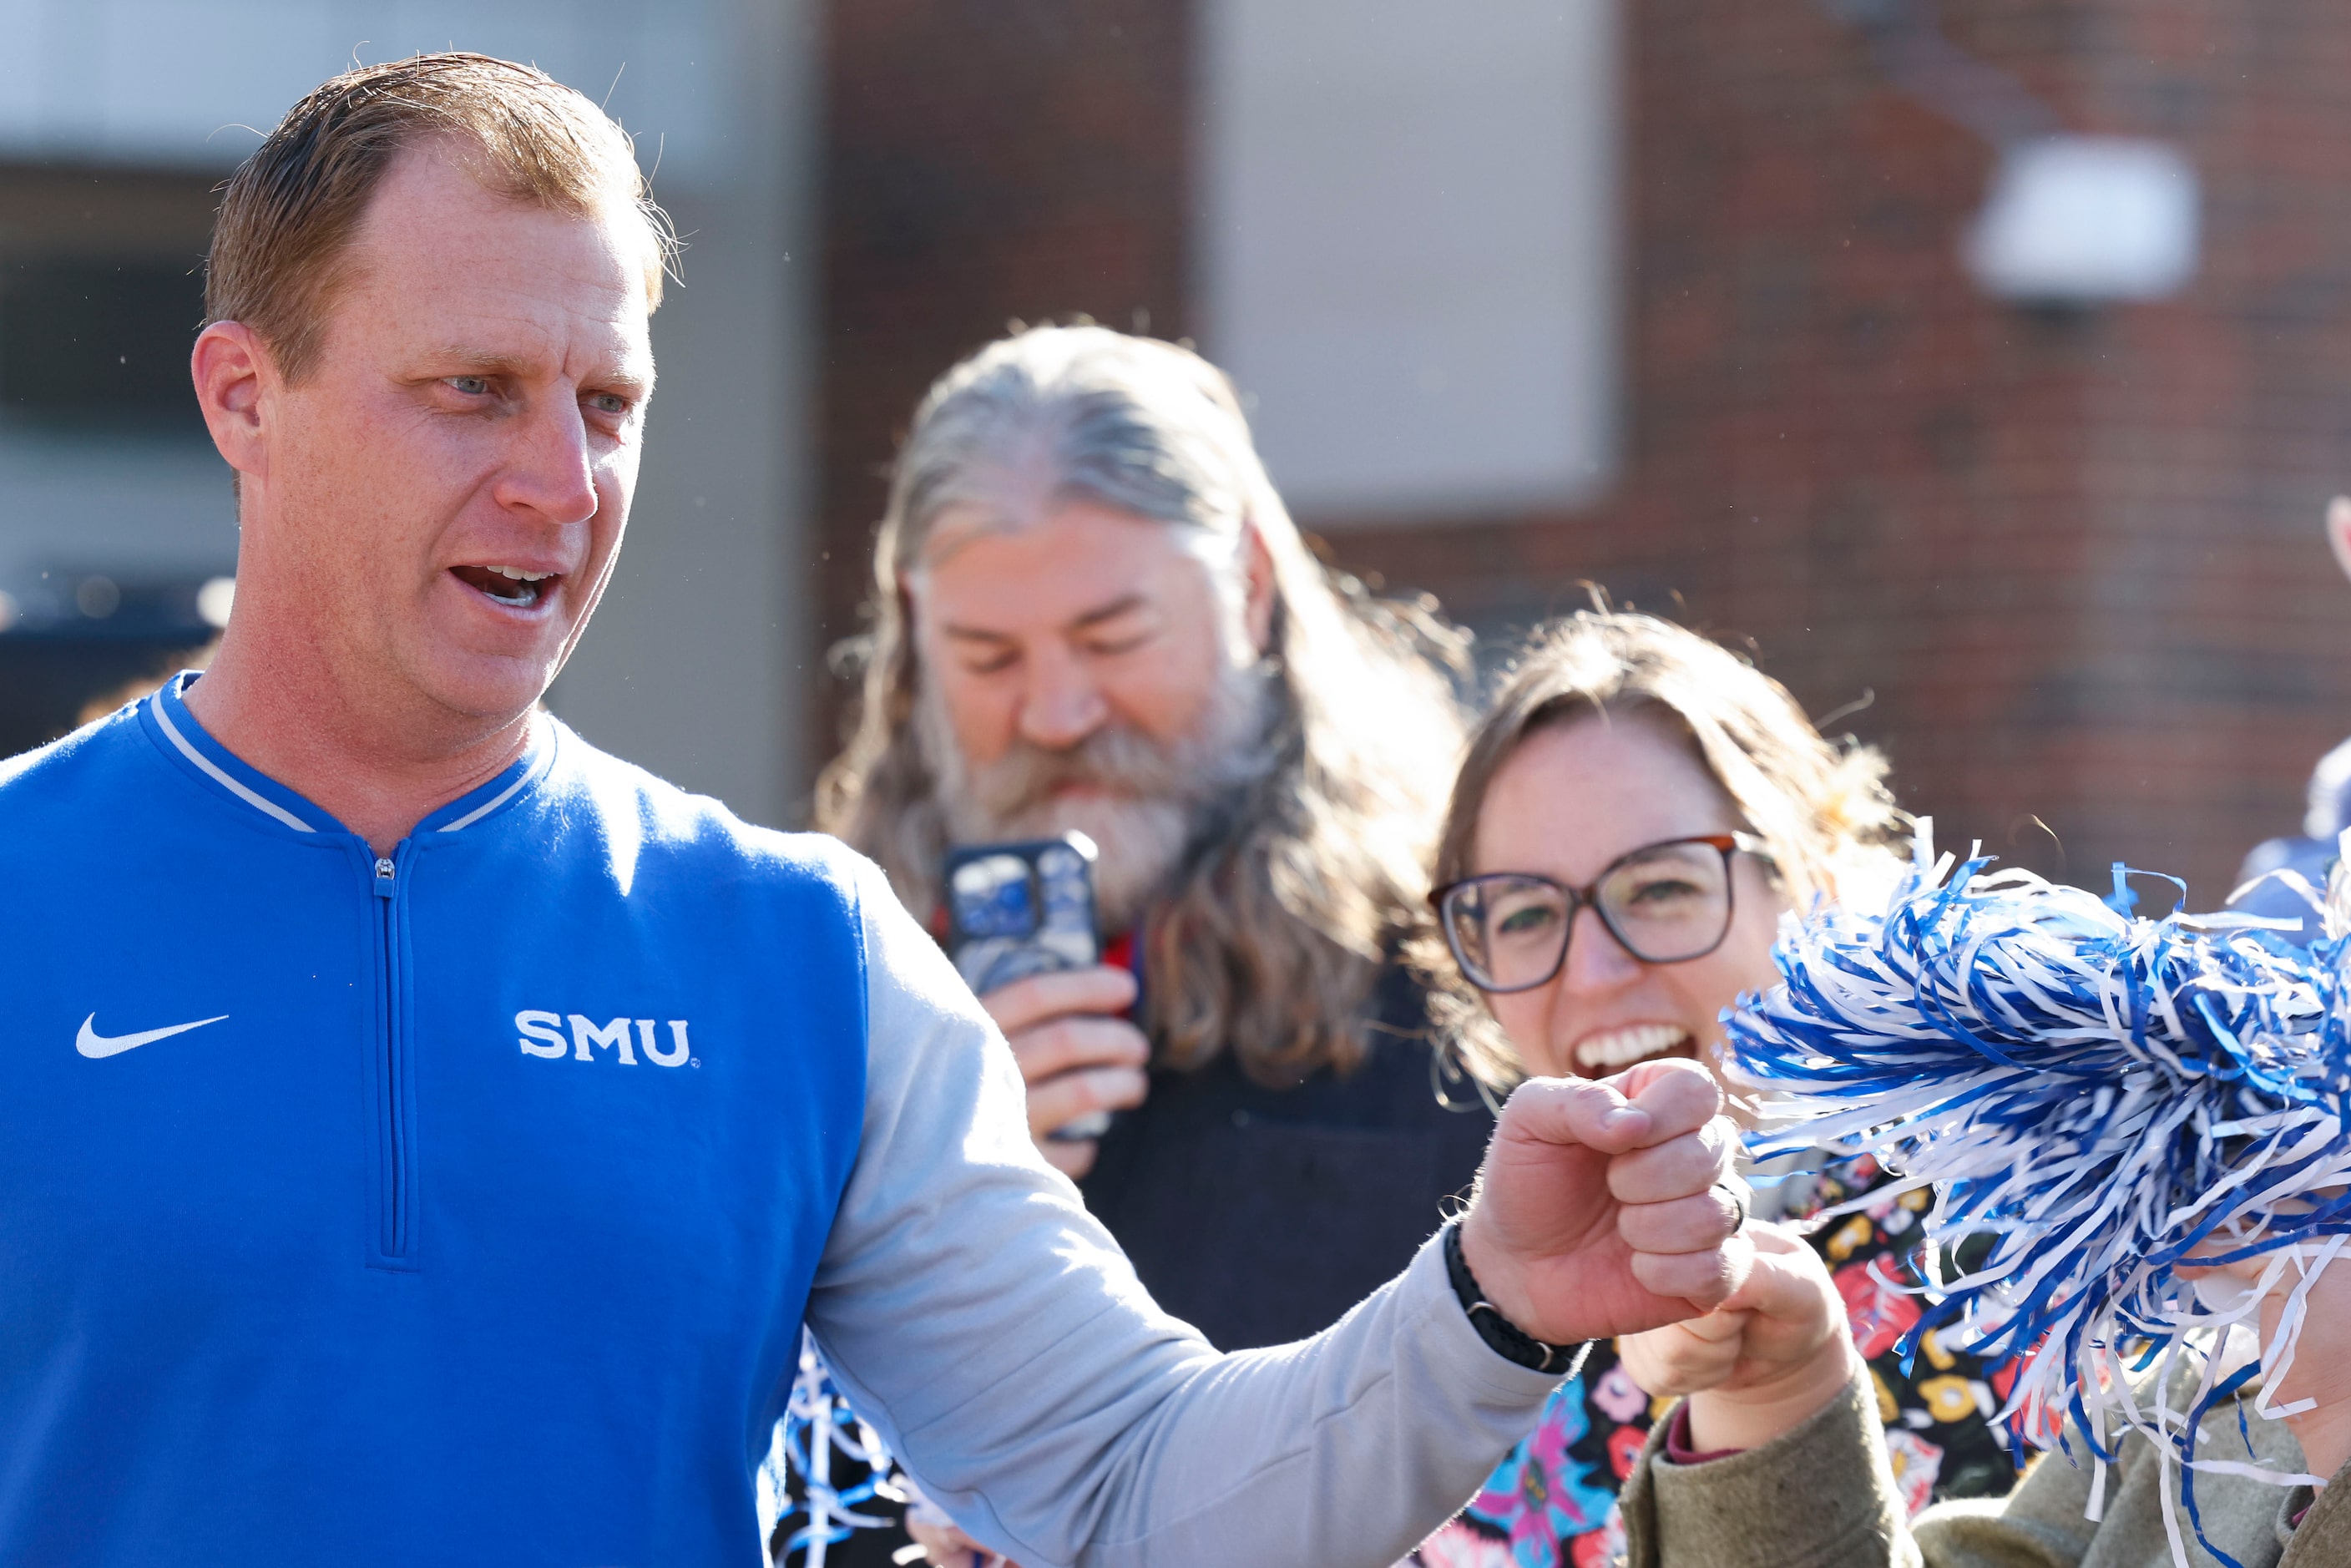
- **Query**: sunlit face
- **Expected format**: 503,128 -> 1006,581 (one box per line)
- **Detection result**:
908,497 -> 1272,924
235,144 -> 655,730
914,498 -> 1251,763
1469,712 -> 1784,1082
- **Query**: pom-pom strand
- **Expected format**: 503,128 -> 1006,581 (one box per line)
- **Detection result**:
1726,823 -> 2351,1567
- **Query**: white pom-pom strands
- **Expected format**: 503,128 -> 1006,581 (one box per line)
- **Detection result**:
766,1333 -> 901,1566
1724,823 -> 2351,1567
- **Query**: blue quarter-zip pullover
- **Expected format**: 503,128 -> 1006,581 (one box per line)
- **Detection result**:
0,675 -> 864,1562
0,673 -> 1568,1568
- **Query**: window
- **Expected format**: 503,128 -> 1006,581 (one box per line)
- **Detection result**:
0,257 -> 208,432
0,164 -> 218,438
1199,0 -> 1622,523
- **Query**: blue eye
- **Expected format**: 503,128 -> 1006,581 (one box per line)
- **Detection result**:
447,376 -> 491,396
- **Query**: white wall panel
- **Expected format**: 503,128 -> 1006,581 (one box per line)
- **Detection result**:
0,0 -> 726,185
1199,0 -> 1621,523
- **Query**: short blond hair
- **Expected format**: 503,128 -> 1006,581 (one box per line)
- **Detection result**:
206,52 -> 674,382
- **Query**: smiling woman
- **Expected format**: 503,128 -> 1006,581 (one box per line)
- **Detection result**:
1414,609 -> 1906,1088
1405,609 -> 2023,1568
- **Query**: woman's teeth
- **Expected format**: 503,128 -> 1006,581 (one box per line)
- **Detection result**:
1574,1024 -> 1691,1071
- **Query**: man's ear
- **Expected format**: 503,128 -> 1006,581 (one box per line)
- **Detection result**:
2328,497 -> 2351,584
1240,519 -> 1278,656
191,321 -> 274,482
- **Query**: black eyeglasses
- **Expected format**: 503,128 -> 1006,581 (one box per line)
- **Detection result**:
1430,833 -> 1767,994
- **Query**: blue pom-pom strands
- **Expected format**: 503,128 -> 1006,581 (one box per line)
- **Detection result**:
1724,823 -> 2351,1568
763,1333 -> 901,1567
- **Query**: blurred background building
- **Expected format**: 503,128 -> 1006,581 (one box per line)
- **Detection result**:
6,0 -> 2349,903
819,0 -> 2351,905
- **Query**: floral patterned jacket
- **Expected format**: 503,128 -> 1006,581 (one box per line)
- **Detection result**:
1413,1156 -> 2020,1568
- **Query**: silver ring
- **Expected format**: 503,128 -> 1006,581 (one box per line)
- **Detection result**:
1716,1181 -> 1748,1233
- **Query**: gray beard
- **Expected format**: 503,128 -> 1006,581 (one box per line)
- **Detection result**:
914,664 -> 1276,933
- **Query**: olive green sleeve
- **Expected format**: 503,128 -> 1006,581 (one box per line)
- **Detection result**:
1617,1372 -> 1919,1568
1615,1358 -> 2351,1568
1619,1368 -> 2119,1568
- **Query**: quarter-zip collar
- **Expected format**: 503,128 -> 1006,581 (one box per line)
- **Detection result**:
141,671 -> 555,844
141,670 -> 556,1277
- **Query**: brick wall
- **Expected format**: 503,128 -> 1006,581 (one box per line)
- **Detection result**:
813,0 -> 1192,756
1341,0 -> 2351,901
816,0 -> 2351,903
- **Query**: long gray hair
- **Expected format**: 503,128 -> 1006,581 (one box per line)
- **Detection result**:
816,325 -> 1486,1085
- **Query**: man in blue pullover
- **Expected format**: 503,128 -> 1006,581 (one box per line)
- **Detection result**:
0,53 -> 1752,1568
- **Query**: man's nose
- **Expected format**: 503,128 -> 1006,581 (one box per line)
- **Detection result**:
493,397 -> 599,527
1558,902 -> 1643,994
1017,647 -> 1109,751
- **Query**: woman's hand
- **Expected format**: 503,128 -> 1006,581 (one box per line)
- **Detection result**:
979,965 -> 1150,1178
903,1511 -> 1013,1568
2184,1241 -> 2351,1482
902,1480 -> 1019,1567
1618,1222 -> 1859,1453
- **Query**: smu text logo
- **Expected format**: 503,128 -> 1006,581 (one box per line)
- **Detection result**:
516,1011 -> 694,1067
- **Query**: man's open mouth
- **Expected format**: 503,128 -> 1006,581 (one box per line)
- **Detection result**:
450,564 -> 559,610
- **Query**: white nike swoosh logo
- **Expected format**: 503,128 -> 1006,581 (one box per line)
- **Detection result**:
76,1013 -> 230,1060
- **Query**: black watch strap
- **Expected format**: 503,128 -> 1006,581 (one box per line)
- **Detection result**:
1443,1221 -> 1589,1376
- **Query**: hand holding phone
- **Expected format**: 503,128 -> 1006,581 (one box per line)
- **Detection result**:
945,835 -> 1150,1176
980,966 -> 1150,1178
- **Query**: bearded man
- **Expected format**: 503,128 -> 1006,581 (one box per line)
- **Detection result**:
819,325 -> 1505,1351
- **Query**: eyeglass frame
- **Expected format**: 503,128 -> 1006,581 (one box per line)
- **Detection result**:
1428,832 -> 1773,994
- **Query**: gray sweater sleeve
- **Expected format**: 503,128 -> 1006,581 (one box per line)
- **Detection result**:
801,857 -> 1564,1568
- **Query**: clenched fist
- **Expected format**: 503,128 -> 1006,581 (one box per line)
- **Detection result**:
1618,1222 -> 1858,1452
1457,1058 -> 1755,1348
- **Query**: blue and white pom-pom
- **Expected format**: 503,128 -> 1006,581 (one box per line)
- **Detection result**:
761,1333 -> 901,1566
1726,823 -> 2351,1567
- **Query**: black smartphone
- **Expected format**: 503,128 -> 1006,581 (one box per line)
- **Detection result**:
943,832 -> 1111,1142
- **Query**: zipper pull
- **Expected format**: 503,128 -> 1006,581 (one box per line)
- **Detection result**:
373,857 -> 397,899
